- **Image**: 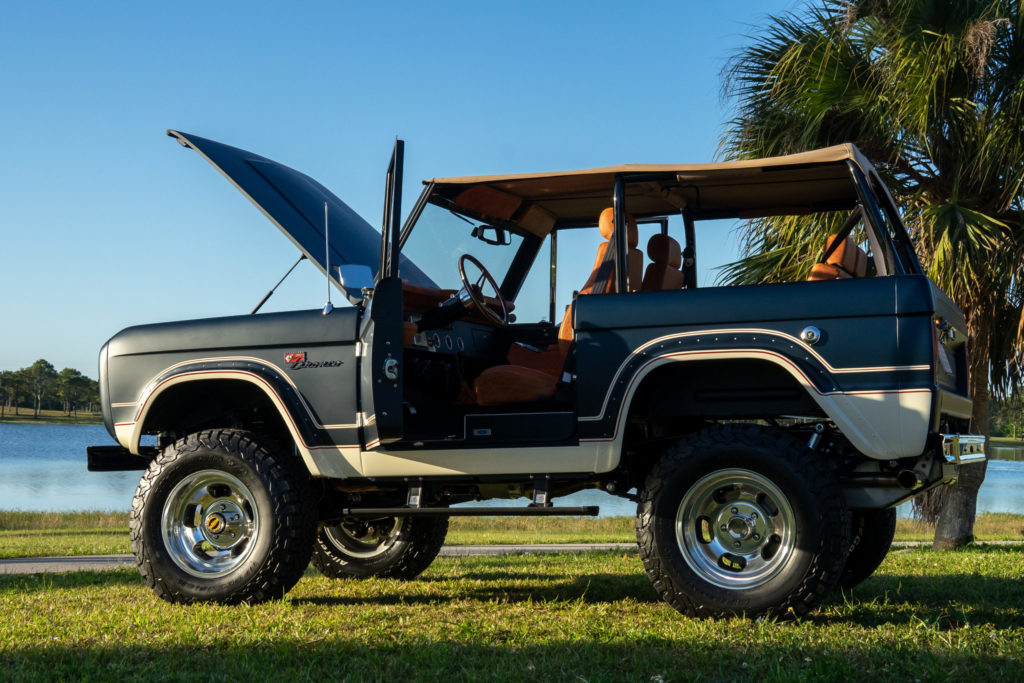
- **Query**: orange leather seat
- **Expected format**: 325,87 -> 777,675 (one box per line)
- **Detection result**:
585,208 -> 643,294
807,234 -> 868,281
641,234 -> 685,291
473,207 -> 640,406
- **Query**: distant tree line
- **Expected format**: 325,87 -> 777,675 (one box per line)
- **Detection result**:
990,392 -> 1024,439
0,360 -> 100,419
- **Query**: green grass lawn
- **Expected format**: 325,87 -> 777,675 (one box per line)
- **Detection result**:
2,511 -> 1022,559
1,547 -> 1022,681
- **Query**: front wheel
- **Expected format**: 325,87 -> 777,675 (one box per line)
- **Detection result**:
636,424 -> 849,619
130,429 -> 315,604
312,515 -> 448,580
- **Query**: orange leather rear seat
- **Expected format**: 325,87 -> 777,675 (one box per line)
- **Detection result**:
641,234 -> 685,291
807,234 -> 868,281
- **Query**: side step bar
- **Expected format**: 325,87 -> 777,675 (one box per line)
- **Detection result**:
341,506 -> 600,518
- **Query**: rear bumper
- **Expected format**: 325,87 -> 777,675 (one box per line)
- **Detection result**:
940,434 -> 986,465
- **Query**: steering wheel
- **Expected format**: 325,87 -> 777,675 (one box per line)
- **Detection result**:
457,254 -> 510,327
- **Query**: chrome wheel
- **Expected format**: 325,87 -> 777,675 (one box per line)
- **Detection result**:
161,469 -> 259,578
324,517 -> 403,559
675,467 -> 796,590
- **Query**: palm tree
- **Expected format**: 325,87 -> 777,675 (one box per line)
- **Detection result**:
720,0 -> 1024,549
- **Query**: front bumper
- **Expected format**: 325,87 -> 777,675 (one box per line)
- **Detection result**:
941,434 -> 986,465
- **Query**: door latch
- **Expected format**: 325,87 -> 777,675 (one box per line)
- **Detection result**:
383,358 -> 399,381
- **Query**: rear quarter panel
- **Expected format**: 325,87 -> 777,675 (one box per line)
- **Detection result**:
573,275 -> 939,459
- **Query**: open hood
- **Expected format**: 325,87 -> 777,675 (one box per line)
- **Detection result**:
168,130 -> 433,287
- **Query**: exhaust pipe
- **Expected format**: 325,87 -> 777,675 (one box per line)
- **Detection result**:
896,470 -> 923,490
842,470 -> 923,490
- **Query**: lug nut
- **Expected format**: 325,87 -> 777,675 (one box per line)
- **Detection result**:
720,524 -> 727,531
753,534 -> 761,541
733,541 -> 741,548
751,512 -> 758,520
731,507 -> 738,514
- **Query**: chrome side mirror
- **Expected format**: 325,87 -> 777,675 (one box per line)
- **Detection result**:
337,264 -> 375,305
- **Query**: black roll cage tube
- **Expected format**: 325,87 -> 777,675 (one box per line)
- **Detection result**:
845,160 -> 902,277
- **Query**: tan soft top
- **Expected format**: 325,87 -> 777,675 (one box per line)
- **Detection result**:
427,144 -> 875,235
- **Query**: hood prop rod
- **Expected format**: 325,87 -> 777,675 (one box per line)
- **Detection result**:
250,253 -> 307,315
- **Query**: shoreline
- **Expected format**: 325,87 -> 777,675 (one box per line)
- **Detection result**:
0,416 -> 102,426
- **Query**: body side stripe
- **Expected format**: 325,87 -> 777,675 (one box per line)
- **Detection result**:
578,328 -> 929,422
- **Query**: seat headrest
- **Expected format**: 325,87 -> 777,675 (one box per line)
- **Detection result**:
598,208 -> 638,247
647,234 -> 682,268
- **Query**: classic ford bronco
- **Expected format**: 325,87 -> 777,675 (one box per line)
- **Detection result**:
88,131 -> 985,618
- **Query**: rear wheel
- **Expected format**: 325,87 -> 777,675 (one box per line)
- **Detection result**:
636,424 -> 849,619
839,508 -> 897,590
130,429 -> 315,604
312,515 -> 448,579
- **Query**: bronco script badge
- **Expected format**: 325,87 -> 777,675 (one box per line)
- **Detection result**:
285,351 -> 343,370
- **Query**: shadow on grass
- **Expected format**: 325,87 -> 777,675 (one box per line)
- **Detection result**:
4,555 -> 1023,631
419,570 -> 578,582
819,572 -> 1024,629
1,641 -> 1020,681
295,572 -> 660,606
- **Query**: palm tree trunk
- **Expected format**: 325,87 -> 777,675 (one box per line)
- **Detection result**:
932,317 -> 991,549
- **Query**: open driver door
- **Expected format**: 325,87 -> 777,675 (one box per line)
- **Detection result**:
359,140 -> 405,449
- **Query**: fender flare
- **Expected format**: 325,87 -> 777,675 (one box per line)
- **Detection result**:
113,359 -> 360,478
586,347 -> 931,462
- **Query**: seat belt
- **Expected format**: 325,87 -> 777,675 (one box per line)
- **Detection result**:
819,205 -> 864,263
588,242 -> 618,295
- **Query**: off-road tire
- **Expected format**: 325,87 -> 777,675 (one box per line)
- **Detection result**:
312,516 -> 449,579
839,508 -> 897,590
129,429 -> 315,604
636,424 -> 850,619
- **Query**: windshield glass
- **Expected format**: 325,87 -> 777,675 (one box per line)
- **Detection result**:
401,201 -> 525,292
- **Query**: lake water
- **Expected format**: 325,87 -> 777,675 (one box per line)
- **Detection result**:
1,423 -> 1022,517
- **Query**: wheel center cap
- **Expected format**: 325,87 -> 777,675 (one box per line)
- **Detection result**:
202,500 -> 247,550
727,515 -> 756,540
205,513 -> 226,534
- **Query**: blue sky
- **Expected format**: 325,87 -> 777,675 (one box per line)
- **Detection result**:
0,0 -> 799,376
